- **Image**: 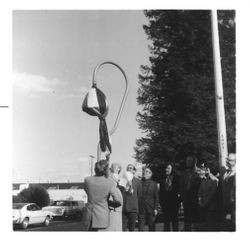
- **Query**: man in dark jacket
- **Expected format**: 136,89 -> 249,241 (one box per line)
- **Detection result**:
180,155 -> 201,231
218,153 -> 236,231
138,167 -> 159,231
159,163 -> 180,231
198,166 -> 219,231
122,164 -> 141,231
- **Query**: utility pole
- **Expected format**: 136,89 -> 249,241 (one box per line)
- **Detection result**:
211,10 -> 228,167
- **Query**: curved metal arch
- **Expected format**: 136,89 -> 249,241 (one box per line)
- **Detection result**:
92,61 -> 129,161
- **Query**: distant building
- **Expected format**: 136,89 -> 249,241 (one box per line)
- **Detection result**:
13,182 -> 87,203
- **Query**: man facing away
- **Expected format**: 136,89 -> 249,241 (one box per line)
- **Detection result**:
84,160 -> 122,231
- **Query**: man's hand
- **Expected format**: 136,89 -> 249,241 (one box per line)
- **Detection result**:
105,152 -> 111,161
225,214 -> 232,220
154,209 -> 158,216
198,197 -> 203,206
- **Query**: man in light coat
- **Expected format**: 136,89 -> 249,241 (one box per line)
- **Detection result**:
105,162 -> 123,231
84,160 -> 122,231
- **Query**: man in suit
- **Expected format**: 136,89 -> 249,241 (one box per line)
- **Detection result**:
122,164 -> 141,231
219,153 -> 236,231
138,167 -> 159,231
180,155 -> 201,231
198,166 -> 219,231
84,160 -> 122,231
159,163 -> 180,231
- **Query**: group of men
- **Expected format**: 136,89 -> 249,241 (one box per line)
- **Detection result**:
121,153 -> 236,232
84,153 -> 236,232
179,153 -> 236,231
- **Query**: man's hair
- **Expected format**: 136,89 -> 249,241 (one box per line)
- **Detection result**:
110,163 -> 122,174
126,164 -> 136,171
209,166 -> 219,176
227,153 -> 236,162
95,160 -> 109,176
165,163 -> 174,175
144,166 -> 153,174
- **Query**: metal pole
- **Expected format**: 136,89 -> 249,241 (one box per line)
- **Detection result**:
97,142 -> 101,162
211,10 -> 228,167
93,61 -> 129,161
89,155 -> 95,176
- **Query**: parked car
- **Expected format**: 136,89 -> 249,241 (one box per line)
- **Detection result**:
42,200 -> 85,219
13,203 -> 53,229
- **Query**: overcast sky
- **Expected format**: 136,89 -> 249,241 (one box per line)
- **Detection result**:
13,10 -> 150,183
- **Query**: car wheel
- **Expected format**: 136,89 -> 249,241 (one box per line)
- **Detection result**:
21,218 -> 29,229
44,216 -> 50,227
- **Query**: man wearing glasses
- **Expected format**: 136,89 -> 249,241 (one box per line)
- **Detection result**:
122,164 -> 141,231
219,153 -> 236,231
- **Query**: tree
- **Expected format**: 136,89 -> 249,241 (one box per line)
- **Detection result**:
13,195 -> 23,203
135,10 -> 235,180
17,184 -> 50,208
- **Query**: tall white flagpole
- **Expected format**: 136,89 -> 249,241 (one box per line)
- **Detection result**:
211,10 -> 228,167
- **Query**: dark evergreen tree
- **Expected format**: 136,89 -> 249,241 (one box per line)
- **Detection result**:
135,10 -> 235,180
13,195 -> 23,203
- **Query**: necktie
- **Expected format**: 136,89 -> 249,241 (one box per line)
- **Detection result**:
165,176 -> 172,191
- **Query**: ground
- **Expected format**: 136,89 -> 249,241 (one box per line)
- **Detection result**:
14,219 -> 185,232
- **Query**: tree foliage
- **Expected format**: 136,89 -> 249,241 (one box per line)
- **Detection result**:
13,195 -> 23,203
17,184 -> 50,208
135,10 -> 235,180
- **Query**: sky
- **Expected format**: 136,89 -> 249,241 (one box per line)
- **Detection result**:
12,10 -> 151,183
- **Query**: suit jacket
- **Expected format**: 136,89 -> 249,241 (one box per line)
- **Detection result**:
180,169 -> 201,204
84,176 -> 122,229
159,174 -> 180,211
123,177 -> 141,213
219,167 -> 236,215
138,179 -> 159,214
198,178 -> 218,211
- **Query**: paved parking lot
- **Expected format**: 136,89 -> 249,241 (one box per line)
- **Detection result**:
14,219 -> 184,232
14,219 -> 82,231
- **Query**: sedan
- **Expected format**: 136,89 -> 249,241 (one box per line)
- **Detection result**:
42,200 -> 84,219
13,203 -> 53,229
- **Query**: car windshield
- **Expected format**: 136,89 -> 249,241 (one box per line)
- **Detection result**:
13,203 -> 26,209
53,201 -> 70,206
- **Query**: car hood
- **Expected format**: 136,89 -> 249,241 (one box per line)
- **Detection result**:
12,209 -> 20,219
42,206 -> 65,211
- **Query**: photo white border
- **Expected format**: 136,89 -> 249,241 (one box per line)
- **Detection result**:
1,0 -> 249,245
